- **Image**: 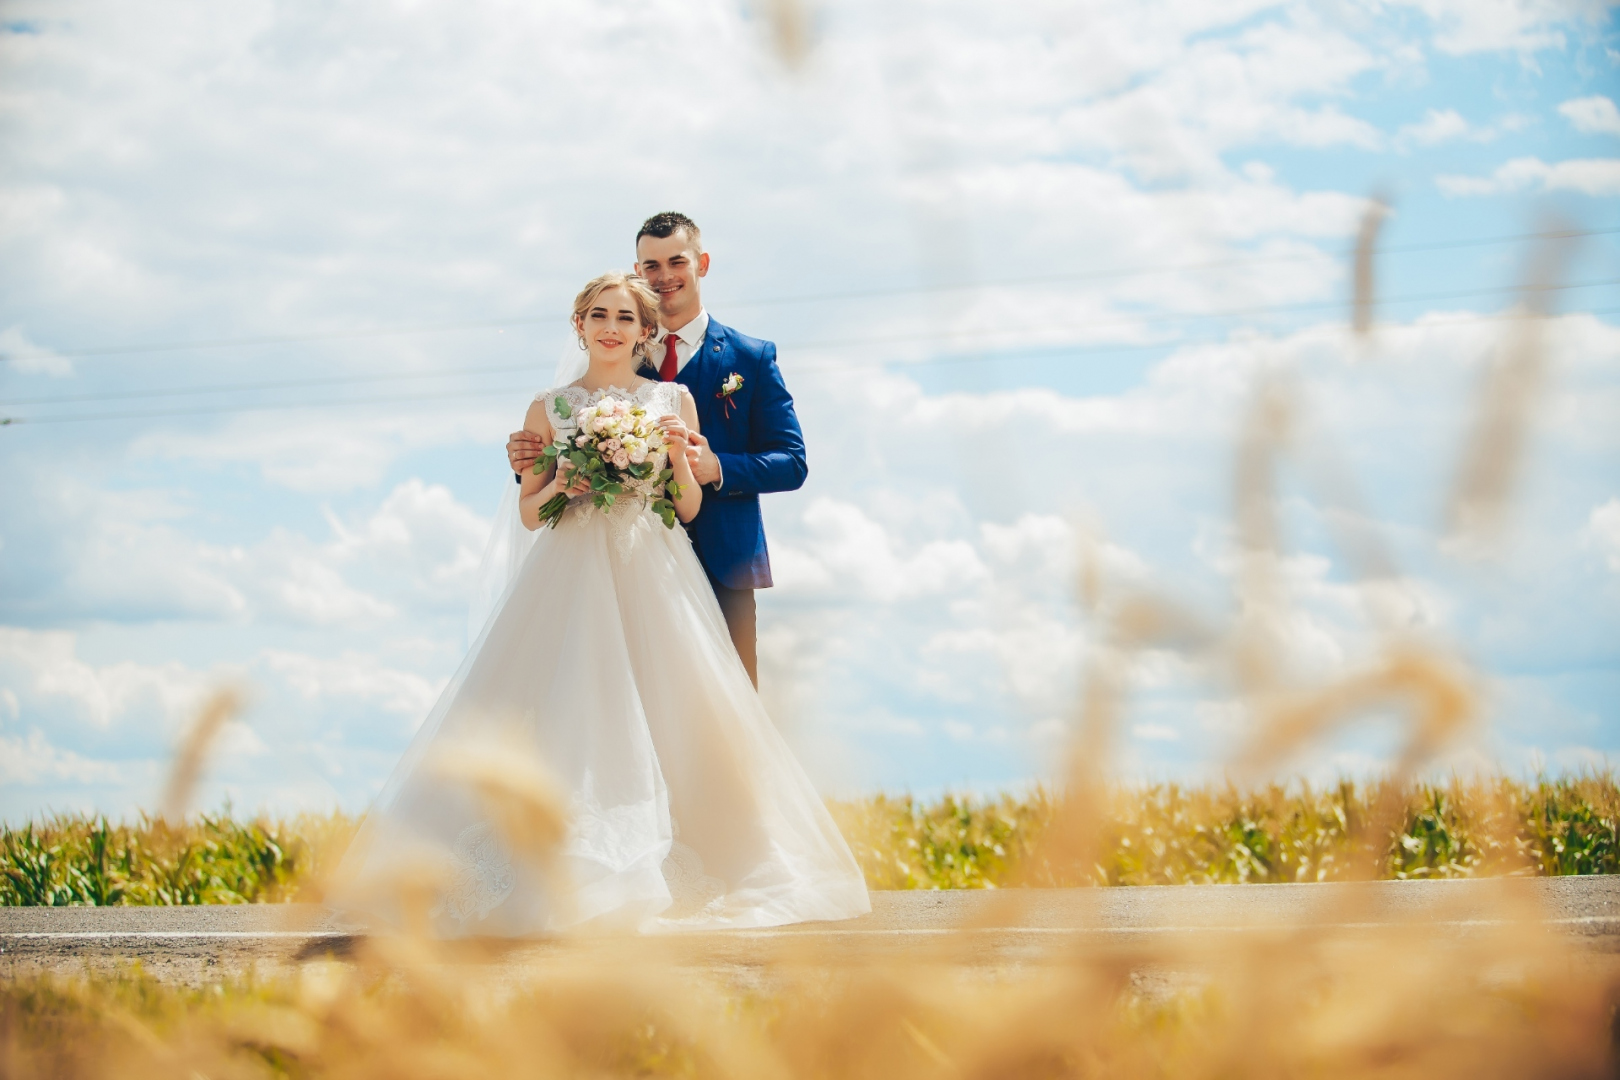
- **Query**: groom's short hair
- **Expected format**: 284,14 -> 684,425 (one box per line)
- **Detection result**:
637,211 -> 703,254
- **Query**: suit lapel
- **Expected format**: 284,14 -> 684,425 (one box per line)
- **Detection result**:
681,319 -> 728,427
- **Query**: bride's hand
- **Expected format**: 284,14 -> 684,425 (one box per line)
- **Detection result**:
554,465 -> 592,498
657,413 -> 691,449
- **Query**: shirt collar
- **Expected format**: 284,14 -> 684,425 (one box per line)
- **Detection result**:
660,308 -> 709,347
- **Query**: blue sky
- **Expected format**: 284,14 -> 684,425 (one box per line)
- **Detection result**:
1,0 -> 1617,821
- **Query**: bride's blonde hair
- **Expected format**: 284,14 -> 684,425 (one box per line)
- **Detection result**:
571,271 -> 662,364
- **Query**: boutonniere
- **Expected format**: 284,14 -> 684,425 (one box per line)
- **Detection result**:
716,372 -> 744,418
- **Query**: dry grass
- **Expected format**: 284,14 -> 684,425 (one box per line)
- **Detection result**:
2,891 -> 1613,1079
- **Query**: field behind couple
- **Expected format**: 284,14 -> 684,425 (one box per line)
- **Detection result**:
4,774 -> 1616,905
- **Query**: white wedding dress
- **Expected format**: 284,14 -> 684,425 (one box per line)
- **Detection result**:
336,381 -> 870,935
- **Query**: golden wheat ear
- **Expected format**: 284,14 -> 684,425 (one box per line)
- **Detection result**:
159,685 -> 246,824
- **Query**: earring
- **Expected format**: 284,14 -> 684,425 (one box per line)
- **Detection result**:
576,336 -> 587,351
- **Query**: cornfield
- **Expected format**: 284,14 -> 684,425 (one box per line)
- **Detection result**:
5,775 -> 1616,906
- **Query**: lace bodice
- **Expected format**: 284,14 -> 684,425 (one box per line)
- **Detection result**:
537,380 -> 684,431
533,380 -> 687,559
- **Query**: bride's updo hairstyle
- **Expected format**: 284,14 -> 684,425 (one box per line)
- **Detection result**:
572,271 -> 662,364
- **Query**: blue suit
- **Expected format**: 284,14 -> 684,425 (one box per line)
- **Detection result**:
673,318 -> 806,591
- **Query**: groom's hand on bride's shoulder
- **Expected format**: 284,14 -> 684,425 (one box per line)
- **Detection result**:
507,429 -> 543,474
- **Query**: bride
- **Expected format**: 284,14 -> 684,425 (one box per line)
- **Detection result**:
335,271 -> 871,935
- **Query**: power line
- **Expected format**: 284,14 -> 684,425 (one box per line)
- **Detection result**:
1,385 -> 540,426
2,224 -> 1613,365
0,362 -> 541,407
723,224 -> 1619,310
6,305 -> 1615,427
773,277 -> 1620,354
792,305 -> 1620,373
6,275 -> 1615,412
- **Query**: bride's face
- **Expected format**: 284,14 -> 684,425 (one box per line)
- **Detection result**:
576,286 -> 651,363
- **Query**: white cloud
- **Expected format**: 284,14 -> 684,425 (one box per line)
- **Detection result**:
0,626 -> 217,730
134,401 -> 525,495
0,325 -> 73,377
1397,108 -> 1474,148
1437,155 -> 1620,196
1393,107 -> 1514,149
0,729 -> 124,785
1559,95 -> 1620,136
1584,499 -> 1620,572
1388,0 -> 1606,55
0,474 -> 487,629
260,649 -> 445,719
780,497 -> 990,602
1132,723 -> 1181,741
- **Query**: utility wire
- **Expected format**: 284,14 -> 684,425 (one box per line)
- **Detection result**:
0,362 -> 542,407
1,224 -> 1614,365
5,276 -> 1616,411
7,305 -> 1615,427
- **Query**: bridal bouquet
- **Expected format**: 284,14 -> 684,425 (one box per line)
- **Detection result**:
531,395 -> 683,530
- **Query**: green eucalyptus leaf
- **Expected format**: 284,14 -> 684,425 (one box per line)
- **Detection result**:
553,396 -> 572,419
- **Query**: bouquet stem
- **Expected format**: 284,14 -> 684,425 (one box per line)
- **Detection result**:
534,492 -> 570,529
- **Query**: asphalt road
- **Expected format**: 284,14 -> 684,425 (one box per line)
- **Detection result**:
4,877 -> 1617,984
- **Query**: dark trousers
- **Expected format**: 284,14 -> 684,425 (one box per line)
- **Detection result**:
707,573 -> 757,688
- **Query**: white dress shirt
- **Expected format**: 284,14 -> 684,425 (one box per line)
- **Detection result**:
654,309 -> 709,375
653,309 -> 723,489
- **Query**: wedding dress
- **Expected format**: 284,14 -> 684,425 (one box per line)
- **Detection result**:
336,380 -> 871,935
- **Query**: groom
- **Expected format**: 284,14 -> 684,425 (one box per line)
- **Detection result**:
506,212 -> 806,688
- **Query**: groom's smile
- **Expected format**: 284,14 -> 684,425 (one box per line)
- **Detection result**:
636,229 -> 710,332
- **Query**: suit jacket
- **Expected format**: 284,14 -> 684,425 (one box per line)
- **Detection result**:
673,318 -> 806,590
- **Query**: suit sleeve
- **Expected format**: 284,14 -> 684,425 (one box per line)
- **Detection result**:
712,342 -> 808,498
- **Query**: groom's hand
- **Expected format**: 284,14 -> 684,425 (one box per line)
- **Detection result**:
686,431 -> 722,486
507,430 -> 544,474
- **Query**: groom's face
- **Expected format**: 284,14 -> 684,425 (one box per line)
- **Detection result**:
636,231 -> 709,328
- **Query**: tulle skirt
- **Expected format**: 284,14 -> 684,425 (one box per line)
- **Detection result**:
334,500 -> 871,936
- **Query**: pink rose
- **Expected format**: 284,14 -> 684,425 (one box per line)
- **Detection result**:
612,450 -> 630,469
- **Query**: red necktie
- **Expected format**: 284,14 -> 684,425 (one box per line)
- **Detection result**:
659,332 -> 679,381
